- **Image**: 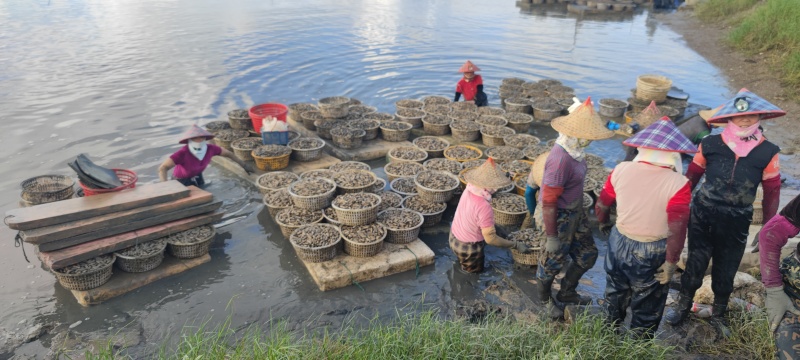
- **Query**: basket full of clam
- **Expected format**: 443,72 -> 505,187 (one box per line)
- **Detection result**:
491,193 -> 528,226
378,208 -> 424,244
331,192 -> 382,226
166,225 -> 216,259
414,170 -> 460,204
341,223 -> 387,258
290,223 -> 342,263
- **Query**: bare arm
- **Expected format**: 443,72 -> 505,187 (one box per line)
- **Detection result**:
158,158 -> 176,182
481,227 -> 515,248
218,148 -> 250,172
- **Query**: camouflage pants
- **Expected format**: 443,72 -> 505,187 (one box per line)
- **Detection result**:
534,204 -> 598,281
449,233 -> 486,273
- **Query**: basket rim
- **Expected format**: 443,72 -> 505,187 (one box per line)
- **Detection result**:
251,148 -> 292,160
390,178 -> 419,196
598,98 -> 629,108
331,128 -> 366,138
421,115 -> 452,125
289,223 -> 343,250
167,226 -> 216,246
388,147 -> 429,162
401,195 -> 447,215
263,191 -> 292,208
288,178 -> 337,199
114,241 -> 167,260
395,110 -> 426,119
504,113 -> 535,123
380,121 -> 414,131
377,209 -> 424,231
333,170 -> 378,190
443,145 -> 483,162
231,137 -> 263,150
491,193 -> 528,215
340,223 -> 388,246
318,96 -> 350,107
52,255 -> 116,277
480,126 -> 515,138
422,158 -> 464,174
20,175 -> 75,193
348,119 -> 380,131
256,171 -> 299,192
412,136 -> 450,152
322,208 -> 342,224
384,161 -> 424,178
331,192 -> 382,212
414,170 -> 460,193
275,208 -> 324,228
288,138 -> 325,151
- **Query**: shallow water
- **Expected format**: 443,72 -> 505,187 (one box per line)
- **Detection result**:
0,0 -> 734,355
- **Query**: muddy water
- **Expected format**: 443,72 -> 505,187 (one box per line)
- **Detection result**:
0,0 -> 735,356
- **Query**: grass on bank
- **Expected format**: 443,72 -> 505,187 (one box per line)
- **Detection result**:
696,0 -> 800,94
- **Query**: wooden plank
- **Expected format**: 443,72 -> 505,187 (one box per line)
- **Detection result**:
40,211 -> 223,269
300,239 -> 435,291
36,201 -> 222,252
22,187 -> 213,244
5,181 -> 190,231
71,254 -> 211,306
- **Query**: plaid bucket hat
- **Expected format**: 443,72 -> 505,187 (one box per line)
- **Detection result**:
706,88 -> 786,124
179,124 -> 215,144
623,117 -> 697,153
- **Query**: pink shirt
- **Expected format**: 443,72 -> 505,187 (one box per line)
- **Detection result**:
170,144 -> 222,179
451,190 -> 495,242
759,215 -> 800,288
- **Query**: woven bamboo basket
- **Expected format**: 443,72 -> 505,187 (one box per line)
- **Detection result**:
401,196 -> 446,228
498,183 -> 515,194
167,226 -> 216,259
505,97 -> 533,114
396,99 -> 424,111
492,196 -> 528,226
450,121 -> 481,142
314,120 -> 344,140
203,121 -> 231,140
422,115 -> 452,136
114,241 -> 167,273
636,75 -> 672,103
342,225 -> 386,258
290,224 -> 342,263
657,105 -> 681,121
214,129 -> 250,151
504,134 -> 541,150
584,177 -> 598,195
500,159 -> 535,179
423,158 -> 463,176
300,169 -> 335,180
255,171 -> 298,194
422,95 -> 451,106
332,193 -> 382,226
252,147 -> 291,171
380,121 -> 413,142
390,177 -> 419,196
227,109 -> 252,130
443,145 -> 482,163
364,112 -> 395,122
413,136 -> 450,159
414,171 -> 460,203
511,246 -> 542,266
318,96 -> 350,119
288,103 -> 319,124
288,138 -> 325,162
522,81 -> 546,91
457,167 -> 472,190
377,191 -> 404,212
378,209 -> 424,244
348,120 -> 380,141
371,177 -> 388,193
331,128 -> 366,150
20,175 -> 74,205
288,178 -> 337,210
231,137 -> 262,162
449,110 -> 479,122
349,105 -> 378,115
513,174 -> 528,196
384,161 -> 424,182
598,99 -> 628,118
476,115 -> 508,127
486,146 -> 524,163
424,104 -> 452,116
539,79 -> 562,87
533,103 -> 563,122
502,77 -> 526,86
478,106 -> 506,116
330,161 -> 371,172
52,255 -> 115,291
583,192 -> 594,211
322,207 -> 342,226
451,101 -> 478,112
388,146 -> 429,164
395,109 -> 426,128
300,110 -> 324,130
504,113 -> 534,133
334,170 -> 378,194
264,191 -> 291,218
480,126 -> 515,147
275,208 -> 324,238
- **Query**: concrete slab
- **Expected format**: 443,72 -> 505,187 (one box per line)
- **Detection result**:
287,118 -> 413,161
71,254 -> 210,306
300,239 -> 434,291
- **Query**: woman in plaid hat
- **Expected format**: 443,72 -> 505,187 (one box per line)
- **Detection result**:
596,117 -> 696,339
158,124 -> 251,187
450,158 -> 533,273
454,60 -> 488,107
666,89 -> 785,338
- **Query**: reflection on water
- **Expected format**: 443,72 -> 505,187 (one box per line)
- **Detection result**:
0,0 -> 732,353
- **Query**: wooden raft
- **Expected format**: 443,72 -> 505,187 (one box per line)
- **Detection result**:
71,254 -> 211,306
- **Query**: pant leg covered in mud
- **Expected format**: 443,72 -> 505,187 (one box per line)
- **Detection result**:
604,227 -> 668,335
775,313 -> 800,360
449,233 -> 486,273
536,207 -> 598,281
679,200 -> 751,302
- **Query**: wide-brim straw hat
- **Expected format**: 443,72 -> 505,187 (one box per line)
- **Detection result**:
458,60 -> 481,73
463,158 -> 511,190
706,88 -> 786,124
179,124 -> 215,144
633,101 -> 662,129
623,117 -> 698,154
550,97 -> 614,140
698,106 -> 725,127
531,151 -> 550,187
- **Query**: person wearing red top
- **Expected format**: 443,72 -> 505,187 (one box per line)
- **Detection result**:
159,124 -> 251,187
596,117 -> 696,339
454,60 -> 487,106
666,89 -> 785,339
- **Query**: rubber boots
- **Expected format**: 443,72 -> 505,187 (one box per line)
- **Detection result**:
665,293 -> 693,326
556,264 -> 593,305
520,213 -> 534,231
536,276 -> 555,304
709,302 -> 732,339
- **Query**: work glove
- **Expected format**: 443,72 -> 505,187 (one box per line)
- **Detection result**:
514,241 -> 533,254
544,236 -> 560,254
653,261 -> 677,285
599,222 -> 613,237
750,230 -> 761,253
766,286 -> 800,332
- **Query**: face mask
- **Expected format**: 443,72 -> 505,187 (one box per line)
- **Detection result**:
188,140 -> 208,161
729,121 -> 760,140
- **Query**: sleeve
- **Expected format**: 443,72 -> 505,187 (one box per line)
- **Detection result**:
763,153 -> 780,180
542,151 -> 570,188
456,81 -> 463,93
208,144 -> 223,157
169,147 -> 186,165
685,143 -> 706,191
665,181 -> 692,264
475,75 -> 483,86
762,175 -> 781,224
595,169 -> 617,224
759,216 -> 800,288
477,201 -> 495,229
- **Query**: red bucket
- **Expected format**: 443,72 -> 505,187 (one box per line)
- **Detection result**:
79,169 -> 138,196
249,103 -> 288,132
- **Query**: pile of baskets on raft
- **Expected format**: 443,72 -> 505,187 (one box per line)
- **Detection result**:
498,77 -> 580,124
627,74 -> 687,120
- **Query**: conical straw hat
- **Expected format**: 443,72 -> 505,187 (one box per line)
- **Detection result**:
531,151 -> 550,187
458,60 -> 481,73
707,88 -> 786,123
463,158 -> 511,189
633,101 -> 662,128
179,124 -> 215,144
550,97 -> 614,140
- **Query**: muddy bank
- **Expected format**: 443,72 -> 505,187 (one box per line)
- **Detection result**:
656,10 -> 800,180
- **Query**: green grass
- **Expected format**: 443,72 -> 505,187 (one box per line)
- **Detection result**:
694,0 -> 760,22
695,310 -> 774,359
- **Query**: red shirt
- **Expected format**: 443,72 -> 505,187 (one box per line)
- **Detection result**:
170,144 -> 222,179
456,75 -> 483,101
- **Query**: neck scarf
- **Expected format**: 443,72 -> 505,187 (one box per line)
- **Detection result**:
465,183 -> 493,202
721,121 -> 762,157
188,140 -> 208,161
555,133 -> 586,161
633,148 -> 682,173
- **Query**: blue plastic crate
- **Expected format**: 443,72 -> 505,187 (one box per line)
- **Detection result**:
262,131 -> 289,145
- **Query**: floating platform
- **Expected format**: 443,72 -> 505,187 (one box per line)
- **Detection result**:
71,254 -> 211,306
300,239 -> 434,291
287,118 -> 413,162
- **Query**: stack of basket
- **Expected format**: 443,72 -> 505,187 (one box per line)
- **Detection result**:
634,74 -> 672,104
